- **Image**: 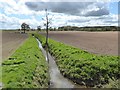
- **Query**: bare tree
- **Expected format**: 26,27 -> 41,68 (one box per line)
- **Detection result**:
42,9 -> 53,44
42,9 -> 53,62
45,9 -> 49,46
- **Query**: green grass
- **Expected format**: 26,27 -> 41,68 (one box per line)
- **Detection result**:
34,33 -> 120,88
0,66 -> 1,82
2,35 -> 49,88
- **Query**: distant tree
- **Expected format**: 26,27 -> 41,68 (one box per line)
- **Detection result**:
21,23 -> 30,33
53,27 -> 56,31
21,23 -> 26,33
37,26 -> 41,31
49,27 -> 53,31
26,24 -> 30,31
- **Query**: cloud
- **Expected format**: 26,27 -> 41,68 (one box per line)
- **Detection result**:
0,13 -> 41,29
68,17 -> 90,23
0,0 -> 118,29
0,0 -> 36,15
0,13 -> 20,29
85,8 -> 109,16
103,14 -> 118,25
25,2 -> 110,16
68,14 -> 118,26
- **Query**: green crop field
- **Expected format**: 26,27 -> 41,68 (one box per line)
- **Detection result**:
2,35 -> 49,88
34,33 -> 119,88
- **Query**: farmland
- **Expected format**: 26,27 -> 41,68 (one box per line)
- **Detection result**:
34,33 -> 119,88
2,31 -> 28,60
1,31 -> 119,88
1,0 -> 119,89
2,34 -> 49,88
40,31 -> 118,56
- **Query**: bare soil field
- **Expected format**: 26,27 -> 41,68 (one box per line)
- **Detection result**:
2,31 -> 28,60
40,31 -> 118,56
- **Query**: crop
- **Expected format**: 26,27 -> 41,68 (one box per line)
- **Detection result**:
2,35 -> 49,88
34,33 -> 119,88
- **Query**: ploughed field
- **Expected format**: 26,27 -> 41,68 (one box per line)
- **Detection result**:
40,31 -> 118,56
2,31 -> 28,60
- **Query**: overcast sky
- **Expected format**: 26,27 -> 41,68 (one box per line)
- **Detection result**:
0,0 -> 119,29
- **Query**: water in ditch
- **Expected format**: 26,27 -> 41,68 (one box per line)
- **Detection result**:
36,38 -> 84,88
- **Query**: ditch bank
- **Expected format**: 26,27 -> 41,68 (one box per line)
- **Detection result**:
2,35 -> 49,88
36,37 -> 83,88
34,33 -> 119,88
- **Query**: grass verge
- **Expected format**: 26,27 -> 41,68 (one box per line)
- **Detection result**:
34,33 -> 119,88
2,35 -> 49,88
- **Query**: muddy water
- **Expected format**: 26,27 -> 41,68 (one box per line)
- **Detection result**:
36,39 -> 48,61
36,38 -> 83,88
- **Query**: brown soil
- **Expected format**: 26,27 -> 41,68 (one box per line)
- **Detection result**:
2,31 -> 28,61
40,31 -> 118,56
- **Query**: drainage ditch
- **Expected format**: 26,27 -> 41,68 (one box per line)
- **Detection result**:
36,38 -> 84,88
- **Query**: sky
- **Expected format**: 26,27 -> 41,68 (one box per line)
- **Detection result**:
0,0 -> 119,29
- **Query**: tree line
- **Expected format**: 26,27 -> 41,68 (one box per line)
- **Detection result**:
57,26 -> 119,31
20,23 -> 42,33
20,23 -> 119,33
